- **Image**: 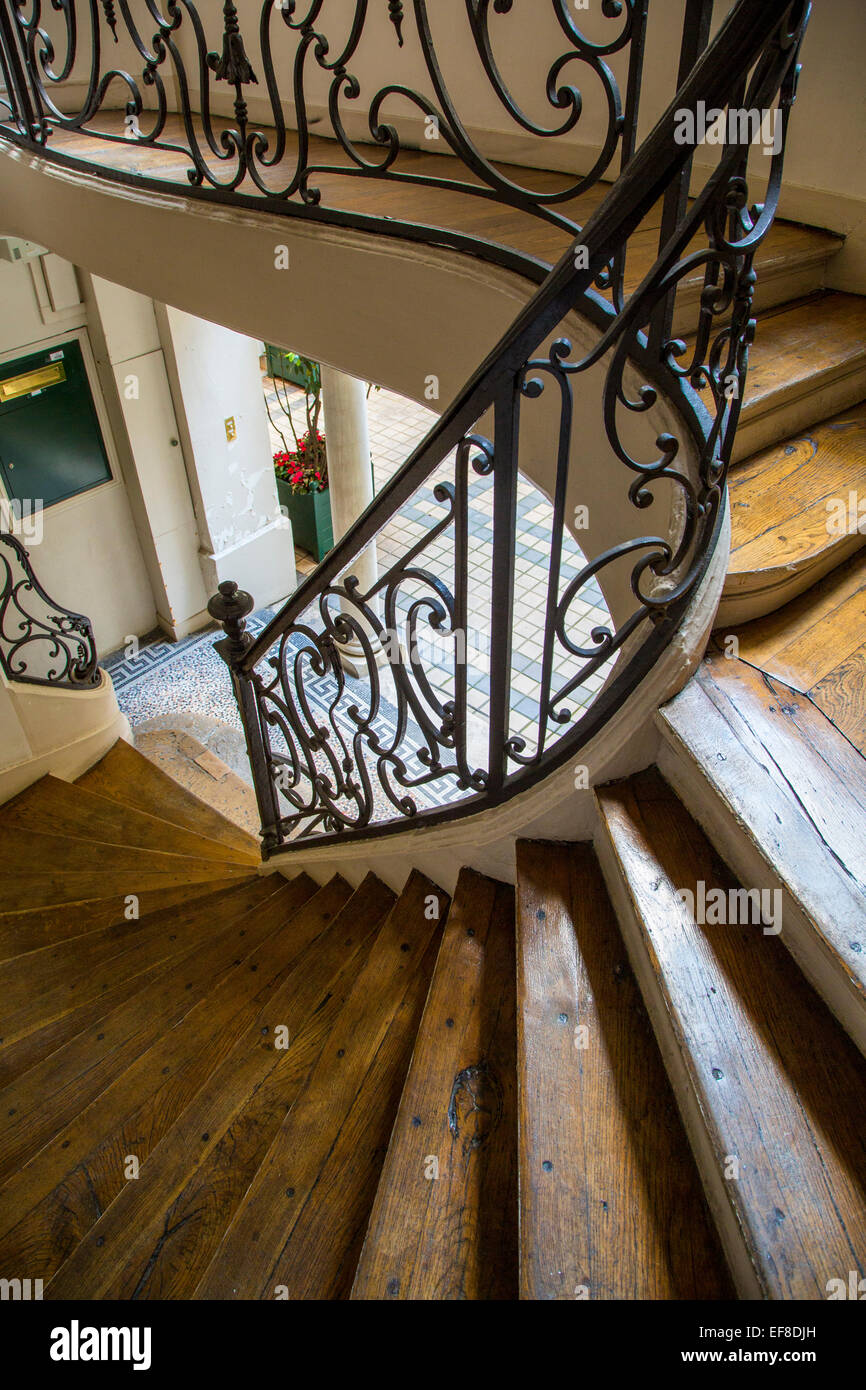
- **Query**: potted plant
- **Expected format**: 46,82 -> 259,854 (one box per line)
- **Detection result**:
274,431 -> 333,562
267,351 -> 334,562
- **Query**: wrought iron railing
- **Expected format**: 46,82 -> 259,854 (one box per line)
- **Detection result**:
0,0 -> 812,852
0,530 -> 100,687
0,0 -> 653,282
201,0 -> 809,857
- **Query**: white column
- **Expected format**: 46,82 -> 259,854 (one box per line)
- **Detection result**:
320,365 -> 382,674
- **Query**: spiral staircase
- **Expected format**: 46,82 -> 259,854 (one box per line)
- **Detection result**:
0,0 -> 865,1300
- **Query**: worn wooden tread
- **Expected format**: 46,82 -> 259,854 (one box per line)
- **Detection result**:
656,654 -> 866,1055
512,840 -> 732,1301
0,876 -> 276,1013
0,877 -> 352,1278
194,869 -> 446,1300
46,873 -> 395,1299
352,867 -> 515,1301
718,548 -> 866,758
0,878 -> 316,1200
75,739 -> 261,860
0,877 -> 278,1088
47,114 -> 841,323
1,773 -> 258,868
721,403 -> 866,624
0,879 -> 243,962
595,769 -> 866,1299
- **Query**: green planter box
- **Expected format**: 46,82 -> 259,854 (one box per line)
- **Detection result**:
265,346 -> 320,391
277,478 -> 334,562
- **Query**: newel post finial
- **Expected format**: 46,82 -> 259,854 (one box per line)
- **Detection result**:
208,579 -> 255,664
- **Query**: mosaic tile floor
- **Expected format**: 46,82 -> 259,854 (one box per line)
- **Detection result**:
264,377 -> 612,752
104,379 -> 613,823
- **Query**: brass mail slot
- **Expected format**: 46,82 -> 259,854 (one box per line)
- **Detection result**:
0,360 -> 66,402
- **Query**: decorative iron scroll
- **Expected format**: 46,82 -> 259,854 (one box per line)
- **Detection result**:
0,0 -> 650,237
198,0 -> 811,856
0,531 -> 100,687
0,0 -> 811,846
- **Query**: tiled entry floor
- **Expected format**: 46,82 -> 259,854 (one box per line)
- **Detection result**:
267,380 -> 611,750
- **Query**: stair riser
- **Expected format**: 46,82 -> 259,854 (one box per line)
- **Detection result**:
719,529 -> 866,625
736,365 -> 866,463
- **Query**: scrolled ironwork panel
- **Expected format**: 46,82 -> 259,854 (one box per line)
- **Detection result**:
200,0 -> 812,855
0,530 -> 100,687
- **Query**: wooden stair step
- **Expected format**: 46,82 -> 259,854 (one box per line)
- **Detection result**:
0,877 -> 320,1188
595,769 -> 866,1299
722,548 -> 866,755
721,403 -> 866,624
0,877 -> 266,1013
0,876 -> 271,1055
0,876 -> 353,1280
0,824 -> 251,913
76,739 -> 261,860
657,654 -> 866,1055
0,880 -> 242,963
698,292 -> 866,464
512,840 -> 732,1301
1,774 -> 258,868
631,219 -> 841,335
0,878 -> 275,1089
193,869 -> 447,1300
351,867 -> 516,1301
47,874 -> 395,1299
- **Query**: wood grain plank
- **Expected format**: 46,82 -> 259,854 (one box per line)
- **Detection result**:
596,770 -> 866,1300
0,878 -> 277,1089
729,549 -> 866,691
0,876 -> 271,1051
76,739 -> 261,859
809,641 -> 866,754
514,840 -> 731,1301
193,869 -> 447,1300
723,405 -> 866,622
80,879 -> 394,1300
351,868 -> 516,1301
658,657 -> 866,1051
0,880 -> 243,962
0,878 -> 320,1191
1,774 -> 258,867
0,877 -> 354,1278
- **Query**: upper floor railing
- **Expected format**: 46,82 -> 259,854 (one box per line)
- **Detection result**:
0,528 -> 100,687
0,0 -> 653,277
197,0 -> 810,857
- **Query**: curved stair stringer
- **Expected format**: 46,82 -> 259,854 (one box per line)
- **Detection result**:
263,505 -> 730,896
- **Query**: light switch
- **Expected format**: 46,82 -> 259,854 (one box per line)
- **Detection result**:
225,417 -> 236,442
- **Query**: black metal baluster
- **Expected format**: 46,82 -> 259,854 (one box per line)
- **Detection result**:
647,0 -> 715,355
486,381 -> 520,797
609,0 -> 650,311
0,1 -> 38,138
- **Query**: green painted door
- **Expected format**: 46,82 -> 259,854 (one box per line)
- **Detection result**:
0,339 -> 111,510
